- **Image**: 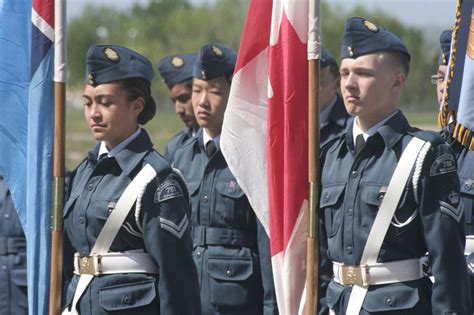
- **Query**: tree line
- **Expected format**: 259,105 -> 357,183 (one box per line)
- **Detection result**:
67,0 -> 439,111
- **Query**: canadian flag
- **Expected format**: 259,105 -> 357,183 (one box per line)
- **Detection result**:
221,0 -> 314,313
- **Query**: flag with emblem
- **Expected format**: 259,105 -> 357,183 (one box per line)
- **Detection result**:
0,0 -> 56,313
221,0 -> 313,313
440,0 -> 474,149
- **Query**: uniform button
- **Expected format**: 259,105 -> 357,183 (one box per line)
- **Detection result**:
79,217 -> 85,224
347,208 -> 352,216
203,195 -> 209,202
346,246 -> 352,254
226,268 -> 233,277
4,213 -> 9,218
385,298 -> 393,306
122,295 -> 132,305
196,251 -> 201,258
87,184 -> 93,191
351,171 -> 358,178
324,193 -> 330,201
465,179 -> 472,191
1,265 -> 6,270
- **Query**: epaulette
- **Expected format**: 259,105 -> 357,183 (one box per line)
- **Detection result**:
144,150 -> 172,177
407,128 -> 444,146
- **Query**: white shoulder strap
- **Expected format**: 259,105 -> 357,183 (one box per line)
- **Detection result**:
346,137 -> 426,315
63,164 -> 157,315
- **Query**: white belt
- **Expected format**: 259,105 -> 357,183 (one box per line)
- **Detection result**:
465,235 -> 474,255
73,251 -> 159,276
333,258 -> 424,287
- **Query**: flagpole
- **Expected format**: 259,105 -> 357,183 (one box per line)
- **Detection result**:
49,0 -> 67,314
306,0 -> 321,314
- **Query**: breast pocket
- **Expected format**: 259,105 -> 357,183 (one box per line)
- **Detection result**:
207,251 -> 260,310
214,179 -> 246,225
320,184 -> 345,237
187,181 -> 201,223
99,279 -> 158,313
360,184 -> 384,232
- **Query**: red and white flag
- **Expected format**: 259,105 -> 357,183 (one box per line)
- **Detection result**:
221,0 -> 315,313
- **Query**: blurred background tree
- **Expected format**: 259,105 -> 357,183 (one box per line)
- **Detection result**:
65,0 -> 441,168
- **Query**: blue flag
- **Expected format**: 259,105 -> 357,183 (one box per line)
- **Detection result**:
442,0 -> 474,149
0,0 -> 54,314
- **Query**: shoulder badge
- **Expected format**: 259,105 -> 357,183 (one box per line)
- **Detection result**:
212,45 -> 224,57
363,20 -> 379,33
104,47 -> 120,62
429,154 -> 457,176
170,56 -> 184,68
154,179 -> 184,203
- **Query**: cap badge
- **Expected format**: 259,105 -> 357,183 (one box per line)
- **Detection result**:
347,46 -> 354,57
363,20 -> 379,33
212,45 -> 224,57
104,47 -> 120,62
170,56 -> 184,68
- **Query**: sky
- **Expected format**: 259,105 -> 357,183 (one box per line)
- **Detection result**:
66,0 -> 457,45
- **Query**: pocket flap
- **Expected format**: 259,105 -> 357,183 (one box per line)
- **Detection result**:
215,180 -> 244,198
187,181 -> 201,196
361,185 -> 384,207
208,257 -> 253,281
99,279 -> 156,311
11,269 -> 27,287
63,195 -> 78,218
362,283 -> 419,312
326,280 -> 345,309
320,184 -> 345,208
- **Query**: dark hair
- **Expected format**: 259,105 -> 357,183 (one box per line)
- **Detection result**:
382,51 -> 410,77
119,77 -> 156,125
325,63 -> 340,79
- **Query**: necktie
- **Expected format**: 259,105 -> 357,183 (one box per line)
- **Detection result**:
206,140 -> 217,157
355,134 -> 366,154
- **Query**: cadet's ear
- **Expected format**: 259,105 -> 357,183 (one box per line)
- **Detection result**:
132,97 -> 145,116
392,72 -> 406,93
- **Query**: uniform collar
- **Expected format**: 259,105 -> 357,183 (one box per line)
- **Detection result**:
346,110 -> 408,150
98,128 -> 142,159
202,128 -> 221,150
88,129 -> 153,175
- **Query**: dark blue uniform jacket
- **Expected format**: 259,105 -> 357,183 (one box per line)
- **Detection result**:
63,129 -> 200,315
0,177 -> 27,315
320,93 -> 351,148
318,111 -> 471,314
164,127 -> 195,162
173,128 -> 278,315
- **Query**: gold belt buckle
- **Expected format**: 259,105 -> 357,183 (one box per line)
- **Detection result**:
78,254 -> 101,275
340,264 -> 370,286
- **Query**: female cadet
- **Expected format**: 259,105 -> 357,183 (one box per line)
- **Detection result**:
173,43 -> 278,315
62,44 -> 200,315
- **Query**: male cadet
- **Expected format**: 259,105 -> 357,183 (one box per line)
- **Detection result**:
173,43 -> 278,315
435,30 -> 474,302
158,53 -> 198,161
0,177 -> 27,315
432,30 -> 452,107
319,47 -> 351,147
318,17 -> 471,314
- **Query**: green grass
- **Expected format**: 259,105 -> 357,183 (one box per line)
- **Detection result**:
66,107 -> 182,170
65,107 -> 440,170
